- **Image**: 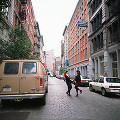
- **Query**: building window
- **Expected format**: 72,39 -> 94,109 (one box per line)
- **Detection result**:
84,0 -> 86,6
78,53 -> 79,61
92,32 -> 103,52
91,9 -> 102,32
108,20 -> 119,44
80,38 -> 82,47
82,3 -> 83,10
85,33 -> 87,44
84,9 -> 86,18
80,7 -> 81,15
82,14 -> 83,21
91,0 -> 102,14
106,0 -> 120,19
83,50 -> 84,60
85,48 -> 87,59
81,51 -> 82,61
112,53 -> 118,77
75,55 -> 76,63
83,36 -> 84,46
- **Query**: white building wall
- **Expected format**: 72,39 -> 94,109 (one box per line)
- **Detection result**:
45,50 -> 54,74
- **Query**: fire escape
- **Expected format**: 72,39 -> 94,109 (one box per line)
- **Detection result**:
19,0 -> 27,21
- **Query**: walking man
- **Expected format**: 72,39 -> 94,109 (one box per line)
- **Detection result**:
74,70 -> 82,96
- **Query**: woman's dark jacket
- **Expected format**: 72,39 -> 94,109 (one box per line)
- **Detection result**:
65,75 -> 71,84
75,74 -> 81,83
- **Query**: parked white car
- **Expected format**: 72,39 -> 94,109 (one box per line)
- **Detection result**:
89,77 -> 120,96
81,76 -> 93,86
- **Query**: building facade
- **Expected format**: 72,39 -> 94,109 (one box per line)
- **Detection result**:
63,25 -> 68,71
67,0 -> 89,76
0,0 -> 44,59
61,40 -> 64,68
55,57 -> 61,75
45,50 -> 55,74
88,0 -> 120,79
0,0 -> 12,42
34,22 -> 44,61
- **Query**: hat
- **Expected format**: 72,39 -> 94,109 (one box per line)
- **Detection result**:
76,70 -> 80,72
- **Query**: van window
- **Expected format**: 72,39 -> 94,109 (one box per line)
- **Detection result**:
22,62 -> 36,74
4,63 -> 19,74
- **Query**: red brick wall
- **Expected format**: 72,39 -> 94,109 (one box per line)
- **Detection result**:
68,0 -> 89,67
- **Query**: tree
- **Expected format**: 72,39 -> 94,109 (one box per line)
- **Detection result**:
6,26 -> 34,59
59,67 -> 65,75
0,26 -> 36,63
0,38 -> 9,63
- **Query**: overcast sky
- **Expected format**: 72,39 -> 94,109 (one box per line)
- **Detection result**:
31,0 -> 78,57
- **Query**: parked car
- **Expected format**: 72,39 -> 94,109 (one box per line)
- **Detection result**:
59,75 -> 64,80
81,76 -> 93,86
53,74 -> 56,77
89,77 -> 120,96
70,75 -> 92,86
56,75 -> 64,80
0,60 -> 48,105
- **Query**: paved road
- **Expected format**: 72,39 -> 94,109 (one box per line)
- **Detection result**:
0,77 -> 120,120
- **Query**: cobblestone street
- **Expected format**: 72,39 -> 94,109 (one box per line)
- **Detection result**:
0,77 -> 120,120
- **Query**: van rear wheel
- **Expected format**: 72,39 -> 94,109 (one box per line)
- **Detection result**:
1,100 -> 10,107
35,97 -> 46,105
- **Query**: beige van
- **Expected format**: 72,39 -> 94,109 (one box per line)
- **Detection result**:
0,60 -> 48,105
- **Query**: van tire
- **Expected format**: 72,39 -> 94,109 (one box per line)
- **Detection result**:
46,86 -> 48,93
1,100 -> 10,107
35,97 -> 46,105
41,97 -> 46,105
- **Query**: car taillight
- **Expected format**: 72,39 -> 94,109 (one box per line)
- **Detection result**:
109,86 -> 120,88
89,81 -> 93,82
81,80 -> 85,82
40,78 -> 43,86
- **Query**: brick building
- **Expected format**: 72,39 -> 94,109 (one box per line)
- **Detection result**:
67,0 -> 89,76
0,0 -> 44,59
13,0 -> 36,45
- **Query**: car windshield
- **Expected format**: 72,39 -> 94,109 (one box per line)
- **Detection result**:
71,76 -> 76,78
82,76 -> 89,79
106,78 -> 120,83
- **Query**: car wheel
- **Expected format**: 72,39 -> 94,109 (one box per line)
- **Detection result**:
101,88 -> 107,96
89,85 -> 94,92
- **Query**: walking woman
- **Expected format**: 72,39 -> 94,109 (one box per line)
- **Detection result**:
74,70 -> 82,96
65,71 -> 72,96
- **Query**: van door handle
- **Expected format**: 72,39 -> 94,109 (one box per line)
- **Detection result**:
20,76 -> 26,79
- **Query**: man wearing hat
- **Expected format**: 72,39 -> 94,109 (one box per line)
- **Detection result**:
74,70 -> 82,96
